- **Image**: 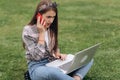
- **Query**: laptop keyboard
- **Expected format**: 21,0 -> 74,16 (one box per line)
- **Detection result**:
59,61 -> 72,71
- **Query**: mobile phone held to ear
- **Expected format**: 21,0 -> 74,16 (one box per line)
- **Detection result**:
36,13 -> 46,27
36,13 -> 42,22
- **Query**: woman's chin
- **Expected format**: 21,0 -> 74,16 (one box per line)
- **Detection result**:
46,24 -> 50,28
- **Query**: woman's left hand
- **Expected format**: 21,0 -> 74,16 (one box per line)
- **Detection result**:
59,54 -> 67,60
54,53 -> 67,60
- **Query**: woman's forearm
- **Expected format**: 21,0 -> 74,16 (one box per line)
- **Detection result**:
38,32 -> 45,45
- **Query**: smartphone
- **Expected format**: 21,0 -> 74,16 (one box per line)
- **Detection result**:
36,13 -> 43,22
36,13 -> 46,27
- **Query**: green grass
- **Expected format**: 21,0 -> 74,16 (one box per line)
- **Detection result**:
0,0 -> 120,80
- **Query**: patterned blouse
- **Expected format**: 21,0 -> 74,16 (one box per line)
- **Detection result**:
22,24 -> 57,63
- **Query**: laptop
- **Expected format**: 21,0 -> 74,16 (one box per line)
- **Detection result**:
46,43 -> 100,74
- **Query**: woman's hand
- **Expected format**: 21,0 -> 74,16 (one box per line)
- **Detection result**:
37,16 -> 46,33
37,16 -> 46,45
54,53 -> 67,60
59,54 -> 67,60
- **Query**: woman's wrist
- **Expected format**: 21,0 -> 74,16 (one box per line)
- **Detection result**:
39,32 -> 45,40
39,39 -> 45,41
38,32 -> 45,44
38,39 -> 45,45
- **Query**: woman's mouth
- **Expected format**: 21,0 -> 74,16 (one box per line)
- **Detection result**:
46,23 -> 51,26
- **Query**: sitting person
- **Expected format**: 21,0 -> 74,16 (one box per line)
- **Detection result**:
22,0 -> 93,80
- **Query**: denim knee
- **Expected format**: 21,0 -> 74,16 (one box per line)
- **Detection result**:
31,66 -> 49,80
74,59 -> 94,79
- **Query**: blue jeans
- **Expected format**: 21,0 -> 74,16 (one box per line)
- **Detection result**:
28,58 -> 93,80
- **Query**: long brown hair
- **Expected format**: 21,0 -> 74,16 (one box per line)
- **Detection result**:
27,0 -> 58,53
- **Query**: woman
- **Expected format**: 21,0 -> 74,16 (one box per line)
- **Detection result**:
22,0 -> 93,80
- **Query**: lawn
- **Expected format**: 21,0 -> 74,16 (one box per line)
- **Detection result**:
0,0 -> 120,80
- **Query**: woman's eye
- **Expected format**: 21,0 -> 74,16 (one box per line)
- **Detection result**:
47,16 -> 51,18
47,16 -> 55,18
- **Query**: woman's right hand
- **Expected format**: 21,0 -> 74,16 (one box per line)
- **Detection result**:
37,16 -> 46,45
37,16 -> 46,33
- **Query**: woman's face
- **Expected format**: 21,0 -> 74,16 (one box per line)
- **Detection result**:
42,10 -> 56,28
